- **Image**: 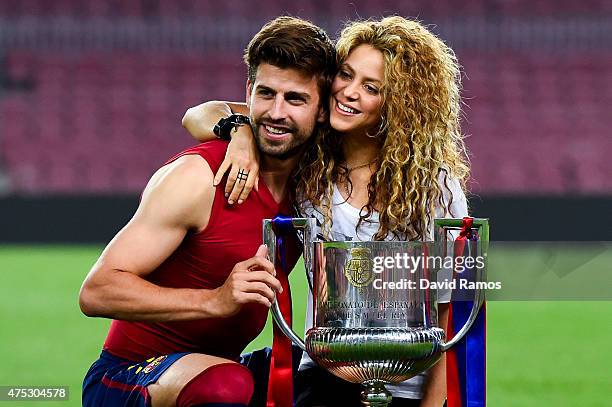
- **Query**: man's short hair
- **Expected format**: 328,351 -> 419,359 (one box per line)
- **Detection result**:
244,16 -> 337,100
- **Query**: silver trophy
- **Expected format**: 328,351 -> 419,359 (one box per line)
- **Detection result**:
264,218 -> 486,407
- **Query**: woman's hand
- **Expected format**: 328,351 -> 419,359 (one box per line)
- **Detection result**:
214,125 -> 260,204
181,100 -> 255,204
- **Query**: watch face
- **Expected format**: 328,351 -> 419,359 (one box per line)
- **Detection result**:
231,115 -> 250,125
216,115 -> 249,140
221,121 -> 235,134
238,115 -> 250,124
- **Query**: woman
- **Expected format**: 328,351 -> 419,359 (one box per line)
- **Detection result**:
183,16 -> 469,407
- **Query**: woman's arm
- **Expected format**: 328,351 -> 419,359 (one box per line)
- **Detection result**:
181,101 -> 249,142
181,101 -> 259,204
419,302 -> 449,406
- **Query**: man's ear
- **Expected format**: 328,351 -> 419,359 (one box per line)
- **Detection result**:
246,80 -> 252,108
316,104 -> 328,124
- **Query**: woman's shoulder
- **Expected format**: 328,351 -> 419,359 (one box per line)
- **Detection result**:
435,167 -> 468,218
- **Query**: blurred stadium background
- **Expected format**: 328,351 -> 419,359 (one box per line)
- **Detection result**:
0,1 -> 611,406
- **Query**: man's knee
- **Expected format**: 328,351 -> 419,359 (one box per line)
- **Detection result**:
176,362 -> 254,407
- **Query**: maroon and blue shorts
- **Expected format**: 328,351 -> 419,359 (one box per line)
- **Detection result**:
82,350 -> 189,407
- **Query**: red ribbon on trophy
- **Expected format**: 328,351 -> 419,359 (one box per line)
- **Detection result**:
446,217 -> 486,407
266,217 -> 296,407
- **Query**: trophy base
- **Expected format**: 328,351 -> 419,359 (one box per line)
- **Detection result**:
360,380 -> 392,407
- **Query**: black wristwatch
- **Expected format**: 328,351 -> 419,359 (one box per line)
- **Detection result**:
213,114 -> 251,141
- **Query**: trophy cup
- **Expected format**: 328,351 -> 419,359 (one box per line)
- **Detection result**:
264,218 -> 486,407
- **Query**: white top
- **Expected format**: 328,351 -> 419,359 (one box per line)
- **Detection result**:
298,174 -> 468,399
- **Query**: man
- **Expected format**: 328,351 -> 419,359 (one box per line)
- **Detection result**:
79,17 -> 336,407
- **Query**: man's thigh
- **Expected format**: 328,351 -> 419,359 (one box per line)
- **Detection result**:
147,353 -> 236,407
83,351 -> 234,407
83,351 -> 189,407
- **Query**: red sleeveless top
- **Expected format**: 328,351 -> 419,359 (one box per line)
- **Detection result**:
103,141 -> 294,361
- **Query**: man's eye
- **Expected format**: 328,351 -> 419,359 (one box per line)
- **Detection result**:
338,70 -> 351,79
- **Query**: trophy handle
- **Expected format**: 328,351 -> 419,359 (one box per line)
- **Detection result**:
440,285 -> 485,352
263,218 -> 316,352
271,298 -> 306,351
439,239 -> 486,352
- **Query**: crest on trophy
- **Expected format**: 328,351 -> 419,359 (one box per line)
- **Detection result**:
344,247 -> 374,288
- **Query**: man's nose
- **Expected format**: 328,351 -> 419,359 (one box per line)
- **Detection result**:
268,96 -> 288,120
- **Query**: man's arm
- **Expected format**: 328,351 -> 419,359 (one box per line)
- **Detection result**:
78,155 -> 281,322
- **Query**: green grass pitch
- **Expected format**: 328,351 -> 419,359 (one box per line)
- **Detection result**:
1,245 -> 611,406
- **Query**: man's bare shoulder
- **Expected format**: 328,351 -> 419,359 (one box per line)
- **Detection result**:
147,154 -> 213,191
139,154 -> 216,230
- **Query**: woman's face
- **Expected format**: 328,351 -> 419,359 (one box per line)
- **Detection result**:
329,44 -> 384,137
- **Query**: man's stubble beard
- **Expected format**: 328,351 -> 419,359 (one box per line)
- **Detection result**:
251,120 -> 316,161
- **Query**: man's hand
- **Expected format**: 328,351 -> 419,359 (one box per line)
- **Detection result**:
214,125 -> 260,205
208,245 -> 281,317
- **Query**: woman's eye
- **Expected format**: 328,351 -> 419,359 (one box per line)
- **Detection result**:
365,84 -> 379,94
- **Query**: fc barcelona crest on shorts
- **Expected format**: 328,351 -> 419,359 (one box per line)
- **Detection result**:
344,247 -> 374,288
142,356 -> 167,374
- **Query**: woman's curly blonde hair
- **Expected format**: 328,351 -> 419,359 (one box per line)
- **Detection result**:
297,16 -> 470,240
